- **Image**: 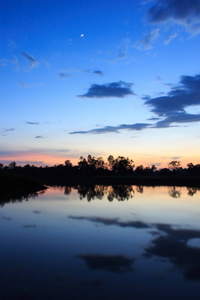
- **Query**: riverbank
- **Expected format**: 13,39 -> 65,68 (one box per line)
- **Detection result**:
0,172 -> 47,205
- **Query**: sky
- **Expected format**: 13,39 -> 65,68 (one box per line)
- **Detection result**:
1,0 -> 200,167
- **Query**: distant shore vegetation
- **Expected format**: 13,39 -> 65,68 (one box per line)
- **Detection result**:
1,155 -> 200,188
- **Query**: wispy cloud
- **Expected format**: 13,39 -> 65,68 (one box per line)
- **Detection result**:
0,148 -> 72,158
164,32 -> 177,44
78,81 -> 135,98
109,39 -> 131,63
58,68 -> 104,78
1,128 -> 15,136
0,58 -> 9,66
35,136 -> 44,139
8,38 -> 16,50
59,72 -> 72,78
147,0 -> 200,35
26,121 -> 40,125
18,82 -> 30,88
23,224 -> 37,228
70,123 -> 151,135
22,51 -> 39,69
1,128 -> 15,133
135,28 -> 160,50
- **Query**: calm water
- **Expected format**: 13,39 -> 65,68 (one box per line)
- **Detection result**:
0,185 -> 200,300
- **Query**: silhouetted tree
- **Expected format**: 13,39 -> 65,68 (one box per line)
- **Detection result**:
9,161 -> 16,169
78,156 -> 88,171
168,160 -> 181,171
135,165 -> 144,175
187,163 -> 194,169
65,160 -> 72,168
107,155 -> 115,169
107,156 -> 134,174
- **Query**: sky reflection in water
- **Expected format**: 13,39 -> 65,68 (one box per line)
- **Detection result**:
0,185 -> 200,300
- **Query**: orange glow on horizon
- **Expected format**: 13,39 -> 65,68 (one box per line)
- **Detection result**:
0,152 -> 200,168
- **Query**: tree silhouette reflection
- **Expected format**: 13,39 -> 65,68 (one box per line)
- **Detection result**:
187,187 -> 200,196
74,185 -> 135,201
168,186 -> 181,198
107,185 -> 134,201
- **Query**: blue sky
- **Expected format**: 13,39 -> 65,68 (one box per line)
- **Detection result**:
1,0 -> 200,167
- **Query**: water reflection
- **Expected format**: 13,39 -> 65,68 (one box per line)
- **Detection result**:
73,185 -> 200,201
1,185 -> 200,300
145,224 -> 200,281
69,215 -> 150,229
69,214 -> 200,281
0,190 -> 45,206
168,186 -> 181,198
1,185 -> 200,207
77,254 -> 134,273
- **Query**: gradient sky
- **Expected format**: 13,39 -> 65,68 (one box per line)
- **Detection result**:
1,0 -> 200,167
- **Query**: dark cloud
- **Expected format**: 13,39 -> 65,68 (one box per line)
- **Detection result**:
1,128 -> 15,133
148,117 -> 160,121
154,112 -> 200,128
70,123 -> 150,134
35,136 -> 44,139
70,126 -> 120,135
76,68 -> 104,76
93,70 -> 103,76
119,123 -> 150,131
59,72 -> 72,78
22,51 -> 39,68
76,254 -> 134,273
69,216 -> 150,229
78,81 -> 135,98
147,0 -> 200,34
71,74 -> 200,134
26,121 -> 39,125
145,74 -> 200,128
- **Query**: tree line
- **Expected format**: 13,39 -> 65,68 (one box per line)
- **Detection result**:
1,154 -> 200,179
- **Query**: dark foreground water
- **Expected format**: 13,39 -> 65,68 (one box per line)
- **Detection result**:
0,185 -> 200,300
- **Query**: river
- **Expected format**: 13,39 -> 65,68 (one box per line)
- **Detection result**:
0,185 -> 200,299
